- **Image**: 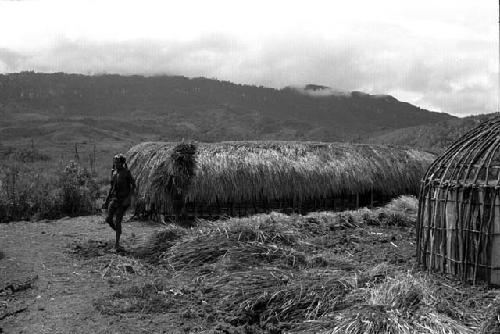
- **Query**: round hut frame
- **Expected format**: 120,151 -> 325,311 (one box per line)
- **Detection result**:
417,116 -> 500,285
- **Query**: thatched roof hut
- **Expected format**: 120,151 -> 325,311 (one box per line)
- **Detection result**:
416,115 -> 500,284
127,141 -> 434,219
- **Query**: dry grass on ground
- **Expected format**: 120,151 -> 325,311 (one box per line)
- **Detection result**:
89,196 -> 500,333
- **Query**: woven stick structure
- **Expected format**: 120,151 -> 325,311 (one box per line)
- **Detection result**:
416,115 -> 500,284
127,141 -> 434,220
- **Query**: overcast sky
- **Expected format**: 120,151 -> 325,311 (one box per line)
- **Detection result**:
0,0 -> 497,116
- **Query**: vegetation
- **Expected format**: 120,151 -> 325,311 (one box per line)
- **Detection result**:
0,158 -> 101,223
4,72 -> 498,332
128,141 -> 434,216
92,196 -> 494,333
0,72 -> 453,152
0,145 -> 51,163
3,72 -> 498,332
368,113 -> 498,154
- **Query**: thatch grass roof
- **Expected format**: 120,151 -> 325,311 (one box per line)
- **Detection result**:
127,141 -> 434,210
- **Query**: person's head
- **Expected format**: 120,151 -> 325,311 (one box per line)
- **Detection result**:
113,154 -> 126,170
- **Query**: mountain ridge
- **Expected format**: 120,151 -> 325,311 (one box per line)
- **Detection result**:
366,113 -> 499,153
0,72 -> 458,159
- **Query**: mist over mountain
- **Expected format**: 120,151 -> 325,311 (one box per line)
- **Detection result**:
0,72 -> 455,153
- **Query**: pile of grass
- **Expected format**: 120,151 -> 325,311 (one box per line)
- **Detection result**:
326,307 -> 470,334
146,201 -> 418,329
480,296 -> 500,334
291,273 -> 473,334
197,268 -> 475,332
161,214 -> 306,271
98,198 -> 494,332
96,281 -> 176,314
352,195 -> 418,227
127,141 -> 434,216
199,268 -> 358,327
97,254 -> 148,280
146,196 -> 418,272
384,195 -> 418,215
138,224 -> 188,263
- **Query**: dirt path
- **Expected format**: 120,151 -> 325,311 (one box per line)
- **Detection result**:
0,216 -> 181,334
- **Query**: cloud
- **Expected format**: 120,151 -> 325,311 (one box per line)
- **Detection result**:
13,35 -> 243,76
0,48 -> 28,72
0,0 -> 496,117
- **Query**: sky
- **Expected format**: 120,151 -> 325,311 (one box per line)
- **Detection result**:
0,0 -> 497,116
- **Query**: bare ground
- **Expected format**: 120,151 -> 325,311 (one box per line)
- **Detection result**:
0,216 -> 185,334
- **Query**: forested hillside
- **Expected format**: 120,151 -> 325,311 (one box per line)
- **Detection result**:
0,72 -> 453,148
367,113 -> 498,153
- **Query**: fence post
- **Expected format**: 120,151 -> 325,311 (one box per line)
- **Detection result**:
74,143 -> 80,163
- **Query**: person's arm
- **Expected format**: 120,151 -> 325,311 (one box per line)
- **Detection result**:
129,170 -> 136,194
103,171 -> 115,209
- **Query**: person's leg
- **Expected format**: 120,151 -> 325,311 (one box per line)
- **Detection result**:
106,199 -> 119,231
114,205 -> 125,250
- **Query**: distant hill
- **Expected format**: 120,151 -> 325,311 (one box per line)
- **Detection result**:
366,113 -> 499,153
0,72 -> 455,159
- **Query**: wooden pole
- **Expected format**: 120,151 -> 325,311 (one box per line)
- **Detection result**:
74,143 -> 80,163
370,188 -> 374,208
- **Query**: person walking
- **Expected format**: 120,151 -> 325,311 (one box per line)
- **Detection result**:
103,154 -> 136,252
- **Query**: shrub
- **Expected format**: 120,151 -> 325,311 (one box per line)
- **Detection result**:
385,195 -> 418,215
0,160 -> 99,222
58,160 -> 99,216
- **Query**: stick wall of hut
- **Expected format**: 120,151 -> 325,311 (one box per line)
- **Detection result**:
418,185 -> 500,284
491,193 -> 500,285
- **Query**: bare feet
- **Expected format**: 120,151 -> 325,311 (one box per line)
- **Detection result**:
115,244 -> 126,253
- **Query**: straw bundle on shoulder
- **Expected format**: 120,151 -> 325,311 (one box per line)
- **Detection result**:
128,142 -> 196,216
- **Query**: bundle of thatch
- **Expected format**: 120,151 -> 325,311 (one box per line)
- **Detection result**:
480,296 -> 500,334
138,224 -> 188,263
290,273 -> 473,334
201,268 -> 357,326
127,141 -> 434,218
127,142 -> 196,216
325,307 -> 473,334
161,215 -> 306,271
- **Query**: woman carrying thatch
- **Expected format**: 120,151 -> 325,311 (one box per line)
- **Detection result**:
103,154 -> 136,252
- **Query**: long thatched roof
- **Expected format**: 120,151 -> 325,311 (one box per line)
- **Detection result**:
127,141 -> 434,211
